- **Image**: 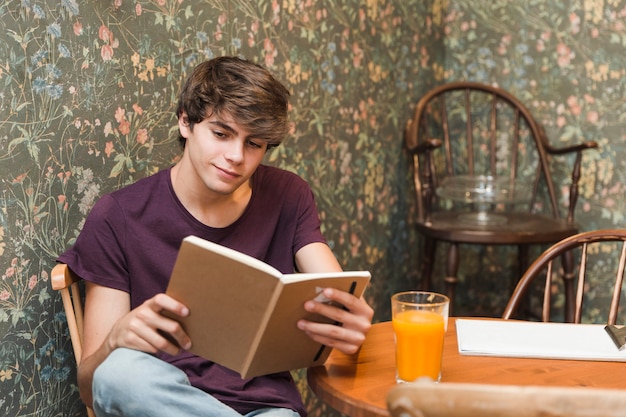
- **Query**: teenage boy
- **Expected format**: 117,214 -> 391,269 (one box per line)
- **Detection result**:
58,56 -> 374,417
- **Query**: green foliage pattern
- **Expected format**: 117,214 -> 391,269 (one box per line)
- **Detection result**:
0,0 -> 623,416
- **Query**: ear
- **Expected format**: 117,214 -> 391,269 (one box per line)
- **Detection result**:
178,112 -> 191,137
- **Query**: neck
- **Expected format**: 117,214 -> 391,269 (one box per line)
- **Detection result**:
170,163 -> 253,228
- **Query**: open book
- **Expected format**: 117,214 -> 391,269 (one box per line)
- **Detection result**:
165,235 -> 371,378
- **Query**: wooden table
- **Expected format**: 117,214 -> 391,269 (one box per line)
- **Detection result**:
307,319 -> 626,417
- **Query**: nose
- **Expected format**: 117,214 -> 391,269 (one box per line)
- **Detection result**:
224,140 -> 245,164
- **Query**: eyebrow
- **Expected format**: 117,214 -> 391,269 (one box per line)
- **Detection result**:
207,118 -> 267,145
208,119 -> 237,135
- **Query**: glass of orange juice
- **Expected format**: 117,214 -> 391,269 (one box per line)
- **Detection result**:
391,291 -> 449,383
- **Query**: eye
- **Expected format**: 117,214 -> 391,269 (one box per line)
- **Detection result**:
246,140 -> 264,149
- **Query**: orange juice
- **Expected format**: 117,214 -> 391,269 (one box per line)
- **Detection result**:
392,309 -> 445,382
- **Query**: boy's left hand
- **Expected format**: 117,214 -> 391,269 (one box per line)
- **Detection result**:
297,287 -> 374,355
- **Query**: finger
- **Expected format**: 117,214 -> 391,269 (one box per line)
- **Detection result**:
143,294 -> 193,350
304,298 -> 348,323
316,288 -> 374,320
124,314 -> 189,355
117,300 -> 191,354
150,293 -> 190,318
156,317 -> 192,351
304,294 -> 372,333
298,320 -> 365,354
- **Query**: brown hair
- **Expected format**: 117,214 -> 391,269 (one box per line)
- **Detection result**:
176,56 -> 290,148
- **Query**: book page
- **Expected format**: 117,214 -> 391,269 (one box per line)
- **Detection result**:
280,270 -> 371,283
183,235 -> 282,278
456,319 -> 626,362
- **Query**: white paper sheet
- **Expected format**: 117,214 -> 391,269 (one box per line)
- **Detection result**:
456,319 -> 626,362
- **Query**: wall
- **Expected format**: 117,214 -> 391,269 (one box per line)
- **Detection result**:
438,0 -> 625,315
0,0 -> 623,416
0,1 -> 440,416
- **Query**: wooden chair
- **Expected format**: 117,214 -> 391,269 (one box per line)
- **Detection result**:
387,380 -> 626,417
405,81 -> 597,317
51,263 -> 96,417
503,229 -> 626,324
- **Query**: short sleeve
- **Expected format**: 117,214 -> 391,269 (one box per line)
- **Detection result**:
57,194 -> 131,292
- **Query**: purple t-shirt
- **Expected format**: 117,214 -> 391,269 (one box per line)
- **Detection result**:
58,164 -> 327,416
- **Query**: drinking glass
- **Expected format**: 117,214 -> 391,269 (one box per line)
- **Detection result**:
391,291 -> 449,383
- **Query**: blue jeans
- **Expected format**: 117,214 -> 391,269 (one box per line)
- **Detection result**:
92,348 -> 300,417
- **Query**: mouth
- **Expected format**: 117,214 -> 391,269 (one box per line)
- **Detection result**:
215,165 -> 240,180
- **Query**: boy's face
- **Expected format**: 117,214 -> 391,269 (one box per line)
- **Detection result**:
178,111 -> 269,198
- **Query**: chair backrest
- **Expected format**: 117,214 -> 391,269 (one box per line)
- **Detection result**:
51,263 -> 95,417
503,229 -> 626,324
387,380 -> 626,417
404,82 -> 568,223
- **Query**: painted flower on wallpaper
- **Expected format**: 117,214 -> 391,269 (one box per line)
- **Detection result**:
247,19 -> 259,48
136,129 -> 149,145
73,21 -> 82,36
0,368 -> 12,382
61,0 -> 79,16
556,43 -> 574,68
263,38 -> 277,67
569,12 -> 581,34
99,24 -> 118,61
75,167 -> 101,216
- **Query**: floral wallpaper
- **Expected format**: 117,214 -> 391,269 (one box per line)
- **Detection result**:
0,0 -> 623,416
438,0 -> 625,317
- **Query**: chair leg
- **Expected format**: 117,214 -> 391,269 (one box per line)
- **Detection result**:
517,244 -> 529,290
445,243 -> 460,316
421,237 -> 436,291
514,244 -> 539,321
517,244 -> 529,315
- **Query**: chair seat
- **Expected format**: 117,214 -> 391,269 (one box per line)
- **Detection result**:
415,212 -> 578,245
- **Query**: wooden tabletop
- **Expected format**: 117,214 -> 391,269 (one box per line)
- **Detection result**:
306,319 -> 626,417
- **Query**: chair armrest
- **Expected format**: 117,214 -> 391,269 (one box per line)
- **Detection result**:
51,263 -> 81,290
404,116 -> 443,154
537,129 -> 598,223
544,139 -> 598,156
387,380 -> 626,417
537,124 -> 598,156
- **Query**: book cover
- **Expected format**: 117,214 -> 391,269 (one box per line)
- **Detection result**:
165,235 -> 371,378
